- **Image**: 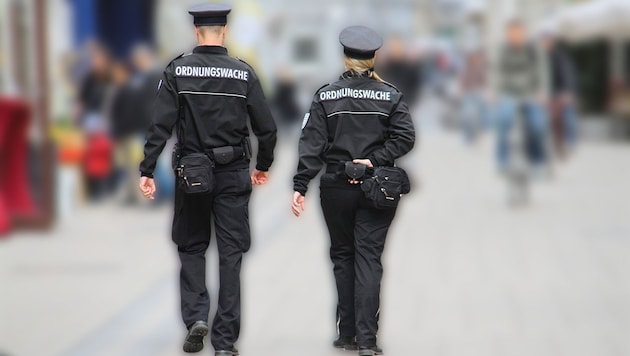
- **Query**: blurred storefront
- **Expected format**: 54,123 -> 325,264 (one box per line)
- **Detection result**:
0,0 -> 54,234
541,0 -> 630,138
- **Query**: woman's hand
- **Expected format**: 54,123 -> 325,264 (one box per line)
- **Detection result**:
352,159 -> 373,167
291,191 -> 306,217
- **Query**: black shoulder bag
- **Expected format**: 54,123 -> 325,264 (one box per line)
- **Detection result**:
173,101 -> 215,195
360,166 -> 411,209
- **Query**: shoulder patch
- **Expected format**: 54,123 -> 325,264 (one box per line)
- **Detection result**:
301,113 -> 310,129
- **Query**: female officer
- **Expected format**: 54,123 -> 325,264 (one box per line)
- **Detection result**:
291,26 -> 415,356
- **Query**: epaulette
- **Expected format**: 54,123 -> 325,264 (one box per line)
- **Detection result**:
380,80 -> 401,92
315,82 -> 331,93
236,57 -> 254,70
167,52 -> 185,66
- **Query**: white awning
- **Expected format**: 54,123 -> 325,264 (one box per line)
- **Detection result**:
547,0 -> 630,41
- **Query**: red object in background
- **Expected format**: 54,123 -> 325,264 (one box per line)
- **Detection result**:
0,98 -> 37,235
83,133 -> 113,179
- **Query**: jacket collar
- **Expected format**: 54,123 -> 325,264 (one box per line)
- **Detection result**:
193,45 -> 228,55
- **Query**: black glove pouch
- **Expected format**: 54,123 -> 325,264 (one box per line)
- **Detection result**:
344,162 -> 367,180
212,146 -> 235,165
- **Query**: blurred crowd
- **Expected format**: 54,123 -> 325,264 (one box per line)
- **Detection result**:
67,41 -> 171,204
376,19 -> 580,172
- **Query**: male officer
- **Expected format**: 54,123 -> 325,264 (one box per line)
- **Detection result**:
139,4 -> 277,355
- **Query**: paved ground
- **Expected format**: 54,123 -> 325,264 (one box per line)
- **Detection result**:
1,121 -> 630,356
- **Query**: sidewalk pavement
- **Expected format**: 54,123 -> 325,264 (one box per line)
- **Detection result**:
1,131 -> 629,356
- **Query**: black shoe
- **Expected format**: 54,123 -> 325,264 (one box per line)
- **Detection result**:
183,321 -> 208,353
333,335 -> 358,350
215,348 -> 239,356
358,345 -> 383,355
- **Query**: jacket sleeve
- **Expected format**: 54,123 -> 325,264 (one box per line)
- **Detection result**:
293,98 -> 327,196
139,65 -> 178,178
247,71 -> 278,171
367,95 -> 416,167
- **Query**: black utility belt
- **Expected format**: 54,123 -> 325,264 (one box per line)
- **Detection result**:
173,142 -> 251,195
327,161 -> 412,209
173,140 -> 251,168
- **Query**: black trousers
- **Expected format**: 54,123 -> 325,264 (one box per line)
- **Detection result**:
172,168 -> 252,350
319,174 -> 397,347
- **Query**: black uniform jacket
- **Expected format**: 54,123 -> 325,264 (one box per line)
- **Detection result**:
140,45 -> 277,177
293,71 -> 415,196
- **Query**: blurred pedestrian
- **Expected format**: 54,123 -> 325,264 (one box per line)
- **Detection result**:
542,33 -> 578,158
107,61 -> 141,204
379,34 -> 423,107
130,44 -> 162,132
76,42 -> 111,132
459,49 -> 490,144
292,26 -> 415,356
77,43 -> 114,201
138,4 -> 277,355
270,66 -> 301,127
494,19 -> 549,173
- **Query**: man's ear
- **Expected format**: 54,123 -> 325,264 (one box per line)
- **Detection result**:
222,25 -> 228,38
194,26 -> 200,39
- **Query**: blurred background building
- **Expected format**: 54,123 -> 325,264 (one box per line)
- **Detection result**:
1,0 -> 629,232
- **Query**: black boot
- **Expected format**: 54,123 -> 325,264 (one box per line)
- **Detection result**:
333,335 -> 358,350
183,321 -> 208,353
358,345 -> 383,355
215,347 -> 239,356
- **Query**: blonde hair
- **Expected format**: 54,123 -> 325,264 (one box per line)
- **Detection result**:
344,56 -> 384,82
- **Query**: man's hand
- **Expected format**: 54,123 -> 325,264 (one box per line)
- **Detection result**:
291,191 -> 305,217
349,159 -> 373,184
139,177 -> 156,200
251,170 -> 269,185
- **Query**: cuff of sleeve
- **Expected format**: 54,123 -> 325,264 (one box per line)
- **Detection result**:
294,186 -> 307,196
255,163 -> 270,172
140,172 -> 154,178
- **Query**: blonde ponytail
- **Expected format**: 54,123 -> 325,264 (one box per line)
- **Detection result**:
344,56 -> 384,82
